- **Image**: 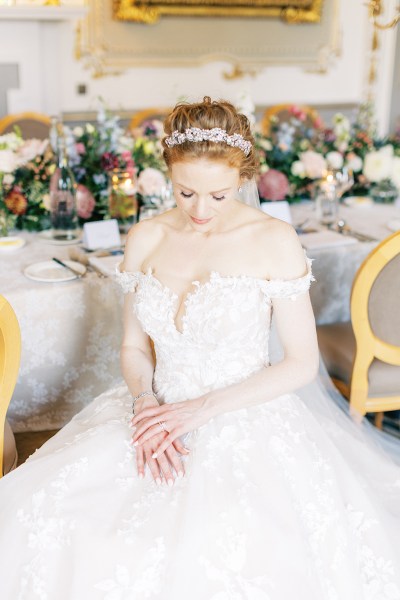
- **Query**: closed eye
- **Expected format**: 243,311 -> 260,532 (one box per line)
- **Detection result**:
180,191 -> 193,199
213,196 -> 225,201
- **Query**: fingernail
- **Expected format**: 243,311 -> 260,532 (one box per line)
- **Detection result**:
168,479 -> 173,487
133,441 -> 139,447
152,452 -> 158,459
138,473 -> 144,480
130,425 -> 136,432
177,471 -> 184,478
156,478 -> 161,485
184,448 -> 190,453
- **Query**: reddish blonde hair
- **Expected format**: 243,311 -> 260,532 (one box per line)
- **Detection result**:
162,97 -> 259,180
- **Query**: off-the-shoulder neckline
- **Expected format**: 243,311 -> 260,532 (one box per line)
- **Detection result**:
116,255 -> 313,290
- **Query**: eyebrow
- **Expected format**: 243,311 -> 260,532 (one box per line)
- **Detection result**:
177,183 -> 230,194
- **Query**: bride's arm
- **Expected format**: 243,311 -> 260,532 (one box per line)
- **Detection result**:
131,224 -> 320,455
120,222 -> 189,481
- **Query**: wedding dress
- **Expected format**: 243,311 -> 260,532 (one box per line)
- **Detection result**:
1,258 -> 400,600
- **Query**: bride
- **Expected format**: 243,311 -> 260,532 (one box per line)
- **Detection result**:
1,97 -> 400,599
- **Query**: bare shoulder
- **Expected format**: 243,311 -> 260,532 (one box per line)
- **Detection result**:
120,217 -> 165,272
257,217 -> 307,280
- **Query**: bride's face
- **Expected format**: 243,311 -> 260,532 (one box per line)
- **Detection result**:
170,159 -> 241,232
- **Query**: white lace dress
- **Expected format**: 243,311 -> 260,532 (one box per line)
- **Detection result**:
1,260 -> 400,600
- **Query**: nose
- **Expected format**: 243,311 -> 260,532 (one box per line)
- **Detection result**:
191,197 -> 210,219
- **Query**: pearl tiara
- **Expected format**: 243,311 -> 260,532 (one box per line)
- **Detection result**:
164,127 -> 252,156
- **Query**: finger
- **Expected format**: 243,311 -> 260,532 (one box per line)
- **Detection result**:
135,446 -> 145,480
166,446 -> 185,478
152,431 -> 182,459
144,448 -> 162,485
133,424 -> 168,447
156,454 -> 175,486
132,404 -> 172,425
172,438 -> 190,455
132,416 -> 172,442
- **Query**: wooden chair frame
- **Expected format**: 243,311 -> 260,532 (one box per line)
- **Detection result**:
349,231 -> 400,419
261,103 -> 322,136
128,108 -> 170,131
0,296 -> 21,477
0,112 -> 51,136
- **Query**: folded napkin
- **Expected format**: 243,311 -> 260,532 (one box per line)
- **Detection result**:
299,230 -> 358,250
88,255 -> 122,277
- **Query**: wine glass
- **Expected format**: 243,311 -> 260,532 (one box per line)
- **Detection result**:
332,167 -> 354,200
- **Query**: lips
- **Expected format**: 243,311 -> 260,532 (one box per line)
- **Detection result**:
190,216 -> 212,225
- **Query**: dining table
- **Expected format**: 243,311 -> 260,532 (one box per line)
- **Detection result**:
2,198 -> 400,432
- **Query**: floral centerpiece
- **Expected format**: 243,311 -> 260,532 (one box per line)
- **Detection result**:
255,103 -> 400,203
0,132 -> 52,234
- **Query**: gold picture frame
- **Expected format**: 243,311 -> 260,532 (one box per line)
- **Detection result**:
113,0 -> 322,24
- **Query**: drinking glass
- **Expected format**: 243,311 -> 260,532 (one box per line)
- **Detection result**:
108,170 -> 138,232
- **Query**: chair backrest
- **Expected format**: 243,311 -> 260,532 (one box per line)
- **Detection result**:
0,112 -> 51,139
350,231 -> 400,414
0,296 -> 21,477
261,104 -> 322,136
128,107 -> 170,131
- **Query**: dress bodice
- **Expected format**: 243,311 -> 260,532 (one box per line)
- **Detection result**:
116,258 -> 314,403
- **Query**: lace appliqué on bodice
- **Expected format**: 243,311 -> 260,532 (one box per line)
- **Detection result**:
115,258 -> 314,404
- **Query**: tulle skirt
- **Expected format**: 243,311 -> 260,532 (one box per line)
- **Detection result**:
1,377 -> 400,600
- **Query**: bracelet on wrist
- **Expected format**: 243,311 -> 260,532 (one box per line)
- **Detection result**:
131,390 -> 157,415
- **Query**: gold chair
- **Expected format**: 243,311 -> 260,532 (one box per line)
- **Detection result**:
261,103 -> 322,136
317,231 -> 400,428
0,295 -> 21,477
128,107 -> 171,132
0,111 -> 51,139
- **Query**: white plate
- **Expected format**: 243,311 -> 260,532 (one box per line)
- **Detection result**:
38,230 -> 82,245
343,196 -> 373,208
23,260 -> 86,283
0,236 -> 26,251
386,218 -> 400,232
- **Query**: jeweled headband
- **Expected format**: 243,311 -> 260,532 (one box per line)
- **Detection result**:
165,127 -> 252,157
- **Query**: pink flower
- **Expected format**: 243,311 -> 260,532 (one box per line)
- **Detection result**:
300,151 -> 327,179
76,184 -> 96,219
289,105 -> 306,122
17,139 -> 48,165
75,143 -> 86,155
137,168 -> 166,197
258,169 -> 289,201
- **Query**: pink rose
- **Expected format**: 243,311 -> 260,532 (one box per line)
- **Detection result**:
289,105 -> 306,122
258,169 -> 289,201
76,184 -> 96,219
137,168 -> 166,196
299,151 -> 327,179
75,143 -> 86,155
17,139 -> 48,165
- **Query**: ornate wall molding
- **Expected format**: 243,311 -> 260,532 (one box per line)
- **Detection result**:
75,0 -> 338,78
113,0 -> 322,24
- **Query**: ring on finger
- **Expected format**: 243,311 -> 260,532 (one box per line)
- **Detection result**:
158,420 -> 168,432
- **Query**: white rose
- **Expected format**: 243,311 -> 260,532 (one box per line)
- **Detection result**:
326,151 -> 344,170
345,153 -> 363,173
299,151 -> 327,179
258,138 -> 272,151
86,123 -> 95,134
391,156 -> 400,189
137,168 -> 167,196
291,160 -> 306,178
3,173 -> 14,185
363,149 -> 393,182
73,126 -> 84,137
260,163 -> 270,174
0,132 -> 23,151
380,144 -> 394,158
0,149 -> 19,173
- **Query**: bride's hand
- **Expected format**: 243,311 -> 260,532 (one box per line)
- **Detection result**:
131,396 -> 211,458
131,398 -> 189,484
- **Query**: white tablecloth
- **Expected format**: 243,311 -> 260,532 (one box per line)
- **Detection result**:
2,200 -> 399,431
2,234 -> 123,432
292,200 -> 400,325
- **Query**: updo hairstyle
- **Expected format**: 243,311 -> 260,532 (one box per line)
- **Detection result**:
162,97 -> 259,180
